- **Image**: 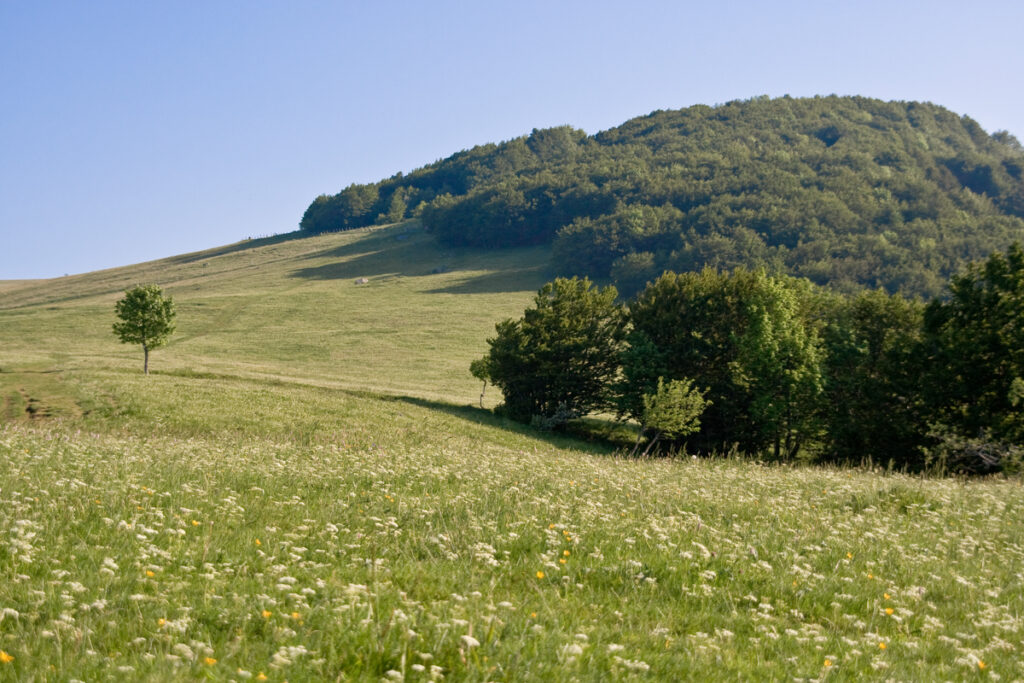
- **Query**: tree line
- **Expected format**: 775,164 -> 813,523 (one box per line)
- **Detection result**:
472,245 -> 1024,475
300,96 -> 1024,299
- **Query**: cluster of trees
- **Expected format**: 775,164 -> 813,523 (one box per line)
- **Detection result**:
473,246 -> 1024,474
301,96 -> 1024,298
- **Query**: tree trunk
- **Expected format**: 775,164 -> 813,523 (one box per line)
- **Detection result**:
478,381 -> 487,409
641,431 -> 661,457
629,427 -> 647,457
143,343 -> 149,375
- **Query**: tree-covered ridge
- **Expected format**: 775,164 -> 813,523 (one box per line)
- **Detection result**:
301,96 -> 1024,297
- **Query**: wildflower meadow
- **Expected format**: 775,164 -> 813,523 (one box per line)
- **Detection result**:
1,225 -> 1022,680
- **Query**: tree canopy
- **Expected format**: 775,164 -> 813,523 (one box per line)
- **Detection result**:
473,277 -> 625,426
113,284 -> 176,374
474,245 -> 1024,473
301,96 -> 1024,298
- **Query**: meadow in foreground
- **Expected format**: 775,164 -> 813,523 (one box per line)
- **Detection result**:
1,372 -> 1023,681
1,226 -> 1022,680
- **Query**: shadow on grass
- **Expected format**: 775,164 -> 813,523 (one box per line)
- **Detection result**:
163,231 -> 308,266
289,233 -> 441,281
288,224 -> 553,294
388,394 -> 622,454
422,263 -> 551,294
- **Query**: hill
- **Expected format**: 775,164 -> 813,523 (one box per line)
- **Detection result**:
1,224 -> 1023,679
0,223 -> 551,418
301,96 -> 1024,297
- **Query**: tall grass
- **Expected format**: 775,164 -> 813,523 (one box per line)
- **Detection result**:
1,224 -> 1022,679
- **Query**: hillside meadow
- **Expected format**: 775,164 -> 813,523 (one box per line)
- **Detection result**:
1,224 -> 1023,680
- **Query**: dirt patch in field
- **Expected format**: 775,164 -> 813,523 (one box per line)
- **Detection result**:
0,368 -> 85,422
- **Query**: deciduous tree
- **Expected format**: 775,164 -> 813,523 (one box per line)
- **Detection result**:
113,284 -> 176,375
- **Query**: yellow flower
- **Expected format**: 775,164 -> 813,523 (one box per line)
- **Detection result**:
878,642 -> 886,650
824,659 -> 832,667
0,651 -> 14,663
291,611 -> 300,620
846,552 -> 853,559
885,607 -> 894,616
257,673 -> 268,681
548,523 -> 556,529
563,550 -> 570,557
883,593 -> 890,600
204,657 -> 217,665
146,570 -> 155,578
255,538 -> 261,546
262,610 -> 272,618
191,520 -> 200,527
559,558 -> 567,565
978,660 -> 986,670
158,618 -> 166,627
530,612 -> 537,618
536,571 -> 545,579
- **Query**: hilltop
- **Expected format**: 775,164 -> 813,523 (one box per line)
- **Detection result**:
301,96 -> 1024,297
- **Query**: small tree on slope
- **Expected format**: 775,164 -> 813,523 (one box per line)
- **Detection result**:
113,284 -> 176,374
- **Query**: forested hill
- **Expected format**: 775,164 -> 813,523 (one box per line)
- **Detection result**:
300,96 -> 1024,297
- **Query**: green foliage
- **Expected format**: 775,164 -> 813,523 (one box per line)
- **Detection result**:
302,97 -> 1024,298
922,243 -> 1024,445
635,377 -> 708,455
624,269 -> 824,458
820,289 -> 927,466
477,277 -> 626,424
112,284 -> 176,374
609,251 -> 659,298
469,357 -> 492,408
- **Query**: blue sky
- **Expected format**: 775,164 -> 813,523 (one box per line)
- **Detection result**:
2,0 -> 1023,279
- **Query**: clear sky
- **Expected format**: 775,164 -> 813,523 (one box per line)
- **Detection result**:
2,0 -> 1023,279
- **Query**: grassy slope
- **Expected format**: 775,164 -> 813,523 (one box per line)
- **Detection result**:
0,223 -> 551,411
1,225 -> 1023,681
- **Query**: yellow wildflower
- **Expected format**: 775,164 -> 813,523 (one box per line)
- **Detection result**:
146,570 -> 155,578
885,607 -> 894,615
257,673 -> 268,680
204,657 -> 217,665
262,610 -> 272,618
536,571 -> 545,579
824,659 -> 832,667
0,651 -> 13,663
878,642 -> 886,650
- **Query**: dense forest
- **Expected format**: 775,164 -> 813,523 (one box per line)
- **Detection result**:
301,96 -> 1024,298
472,245 -> 1024,474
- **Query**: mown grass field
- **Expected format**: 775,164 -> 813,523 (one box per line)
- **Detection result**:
1,224 -> 1023,680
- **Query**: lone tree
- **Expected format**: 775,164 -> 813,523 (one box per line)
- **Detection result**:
113,284 -> 176,374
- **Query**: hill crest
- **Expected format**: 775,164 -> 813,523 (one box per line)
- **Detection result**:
301,96 -> 1024,297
